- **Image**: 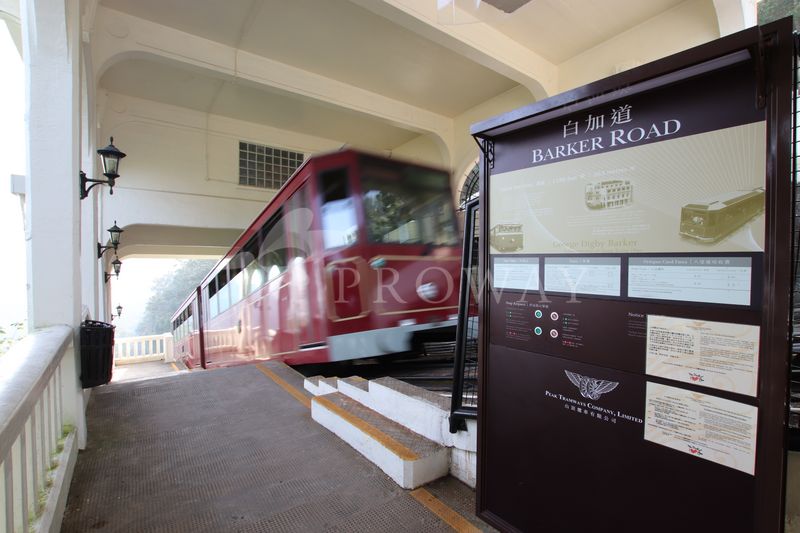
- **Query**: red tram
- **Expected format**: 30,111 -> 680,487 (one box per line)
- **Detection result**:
170,150 -> 461,368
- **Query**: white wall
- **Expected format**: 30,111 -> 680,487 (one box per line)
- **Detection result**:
97,93 -> 344,231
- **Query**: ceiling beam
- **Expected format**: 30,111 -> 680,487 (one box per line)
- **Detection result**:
91,6 -> 454,147
348,0 -> 556,99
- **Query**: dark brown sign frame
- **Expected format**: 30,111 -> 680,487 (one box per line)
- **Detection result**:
471,18 -> 793,533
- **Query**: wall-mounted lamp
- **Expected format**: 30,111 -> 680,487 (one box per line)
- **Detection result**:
110,304 -> 123,321
97,221 -> 124,258
104,256 -> 122,283
80,137 -> 127,200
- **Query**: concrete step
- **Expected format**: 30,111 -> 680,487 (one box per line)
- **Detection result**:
311,392 -> 449,489
303,375 -> 322,395
363,378 -> 478,487
302,375 -> 338,395
337,376 -> 370,404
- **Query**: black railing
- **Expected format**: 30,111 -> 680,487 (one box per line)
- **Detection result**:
789,32 -> 799,450
450,197 -> 480,432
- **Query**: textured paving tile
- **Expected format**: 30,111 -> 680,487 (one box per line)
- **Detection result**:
424,477 -> 499,532
61,364 -> 483,532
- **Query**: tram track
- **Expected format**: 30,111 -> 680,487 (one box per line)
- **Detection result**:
294,341 -> 474,396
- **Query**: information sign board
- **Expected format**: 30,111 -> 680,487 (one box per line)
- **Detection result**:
472,20 -> 793,533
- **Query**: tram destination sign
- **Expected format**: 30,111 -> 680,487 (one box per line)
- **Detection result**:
473,19 -> 793,533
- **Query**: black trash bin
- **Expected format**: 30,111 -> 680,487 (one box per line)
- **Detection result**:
79,320 -> 115,388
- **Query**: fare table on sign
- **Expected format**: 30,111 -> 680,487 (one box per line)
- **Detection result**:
543,257 -> 621,297
629,257 -> 752,306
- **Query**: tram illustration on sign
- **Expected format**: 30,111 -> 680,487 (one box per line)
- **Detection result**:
584,180 -> 633,209
679,187 -> 765,243
490,223 -> 524,252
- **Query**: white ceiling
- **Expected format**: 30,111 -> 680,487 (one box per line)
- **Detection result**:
99,0 -> 519,116
97,0 -> 705,152
100,58 -> 421,150
486,0 -> 687,63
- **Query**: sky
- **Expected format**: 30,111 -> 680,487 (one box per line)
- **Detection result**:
109,258 -> 178,336
0,22 -> 28,328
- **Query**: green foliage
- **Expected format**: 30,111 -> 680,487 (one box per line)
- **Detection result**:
758,0 -> 799,30
0,321 -> 26,357
135,259 -> 216,335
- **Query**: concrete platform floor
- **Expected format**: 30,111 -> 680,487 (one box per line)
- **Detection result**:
63,362 -> 494,532
111,360 -> 186,383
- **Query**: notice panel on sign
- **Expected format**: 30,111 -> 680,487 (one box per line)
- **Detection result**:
629,256 -> 752,306
646,315 -> 759,396
644,382 -> 757,475
492,256 -> 540,291
544,256 -> 621,296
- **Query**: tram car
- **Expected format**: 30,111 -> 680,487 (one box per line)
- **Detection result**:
170,149 -> 461,368
584,179 -> 633,209
679,187 -> 765,243
489,224 -> 524,252
171,289 -> 203,368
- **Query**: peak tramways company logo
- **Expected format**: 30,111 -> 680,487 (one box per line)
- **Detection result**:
564,370 -> 619,400
543,369 -> 643,426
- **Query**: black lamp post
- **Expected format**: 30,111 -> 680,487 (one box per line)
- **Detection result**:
111,304 -> 123,321
97,221 -> 124,258
80,137 -> 127,200
104,256 -> 122,283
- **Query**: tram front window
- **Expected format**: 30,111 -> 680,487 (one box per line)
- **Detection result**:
361,165 -> 457,246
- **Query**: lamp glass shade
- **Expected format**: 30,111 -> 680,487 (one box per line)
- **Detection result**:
97,137 -> 126,177
102,154 -> 119,176
108,222 -> 123,246
116,305 -> 123,317
112,257 -> 122,276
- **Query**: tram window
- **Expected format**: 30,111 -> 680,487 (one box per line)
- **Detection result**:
217,269 -> 230,313
229,255 -> 245,305
257,211 -> 288,282
286,185 -> 312,259
207,280 -> 219,318
361,163 -> 458,246
320,168 -> 358,249
245,260 -> 265,294
241,232 -> 265,295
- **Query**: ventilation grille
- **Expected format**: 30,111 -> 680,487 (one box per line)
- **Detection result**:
239,142 -> 304,190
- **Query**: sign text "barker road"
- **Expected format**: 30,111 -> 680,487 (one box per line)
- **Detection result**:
532,120 -> 681,164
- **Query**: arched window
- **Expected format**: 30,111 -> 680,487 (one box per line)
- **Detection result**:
458,162 -> 479,209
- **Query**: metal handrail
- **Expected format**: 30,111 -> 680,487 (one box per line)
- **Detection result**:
449,197 -> 479,432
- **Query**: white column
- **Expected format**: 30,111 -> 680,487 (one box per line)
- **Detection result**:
713,0 -> 757,36
22,0 -> 86,447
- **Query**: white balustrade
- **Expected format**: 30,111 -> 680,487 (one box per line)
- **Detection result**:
0,326 -> 75,532
113,334 -> 174,364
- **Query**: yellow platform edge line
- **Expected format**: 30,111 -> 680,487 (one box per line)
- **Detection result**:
312,395 -> 419,462
256,364 -> 312,409
410,488 -> 482,533
256,365 -> 473,532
